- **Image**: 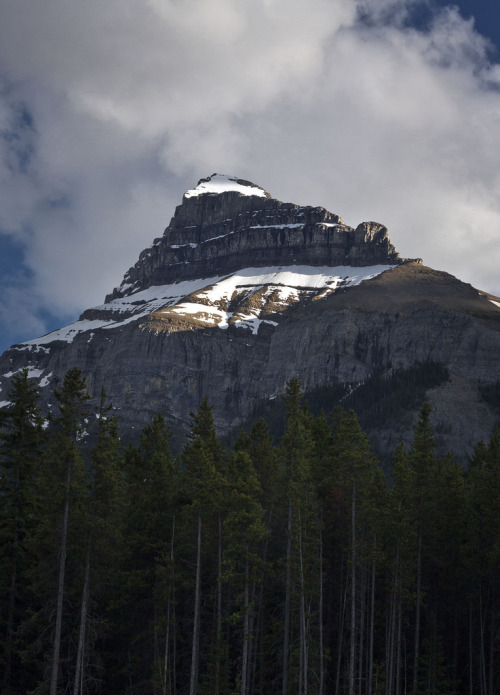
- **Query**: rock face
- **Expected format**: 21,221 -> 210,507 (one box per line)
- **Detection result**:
1,173 -> 500,460
105,174 -> 403,301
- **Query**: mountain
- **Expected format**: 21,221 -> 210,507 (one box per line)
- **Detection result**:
1,173 -> 500,458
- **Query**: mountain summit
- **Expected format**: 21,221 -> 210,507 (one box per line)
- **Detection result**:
1,174 -> 500,458
106,172 -> 404,302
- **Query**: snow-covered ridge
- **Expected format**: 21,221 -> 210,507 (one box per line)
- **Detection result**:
184,174 -> 269,199
17,264 -> 395,347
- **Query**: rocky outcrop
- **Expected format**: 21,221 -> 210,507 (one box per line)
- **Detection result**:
105,174 -> 406,301
1,174 -> 498,461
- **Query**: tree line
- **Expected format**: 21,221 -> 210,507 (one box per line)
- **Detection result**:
0,367 -> 499,695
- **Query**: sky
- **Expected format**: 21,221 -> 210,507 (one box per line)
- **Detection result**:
0,0 -> 499,354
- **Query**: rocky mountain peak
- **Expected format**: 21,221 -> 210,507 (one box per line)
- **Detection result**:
183,173 -> 272,200
1,172 -> 500,463
105,174 -> 405,302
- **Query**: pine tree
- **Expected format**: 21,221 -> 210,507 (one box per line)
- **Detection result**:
467,430 -> 500,695
50,369 -> 90,695
180,397 -> 226,695
407,402 -> 437,694
326,406 -> 385,695
25,368 -> 90,695
386,441 -> 417,695
0,368 -> 44,694
73,388 -> 124,695
223,449 -> 266,695
111,413 -> 176,694
280,377 -> 321,695
234,419 -> 281,695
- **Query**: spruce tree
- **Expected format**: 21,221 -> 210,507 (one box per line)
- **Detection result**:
223,449 -> 266,695
467,429 -> 500,695
280,377 -> 320,695
327,406 -> 384,695
181,397 -> 226,695
234,419 -> 281,695
26,368 -> 90,695
0,368 -> 44,694
52,369 -> 89,695
407,402 -> 437,694
111,413 -> 176,694
74,388 -> 124,695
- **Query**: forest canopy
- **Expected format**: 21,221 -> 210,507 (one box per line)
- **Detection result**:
0,368 -> 499,695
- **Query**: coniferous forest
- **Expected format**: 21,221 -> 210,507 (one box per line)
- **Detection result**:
1,367 -> 499,695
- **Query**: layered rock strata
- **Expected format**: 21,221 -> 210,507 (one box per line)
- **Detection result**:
1,174 -> 499,460
105,174 -> 404,301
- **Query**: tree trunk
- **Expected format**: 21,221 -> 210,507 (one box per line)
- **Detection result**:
3,453 -> 21,691
412,531 -> 422,694
172,589 -> 177,695
254,505 -> 272,695
387,541 -> 399,695
73,536 -> 91,695
349,483 -> 356,695
163,515 -> 175,695
215,513 -> 222,695
335,560 -> 348,695
367,536 -> 376,695
469,604 -> 473,695
298,510 -> 307,695
50,460 -> 72,695
162,598 -> 171,695
358,563 -> 366,695
3,532 -> 18,692
189,513 -> 202,695
282,499 -> 292,695
319,524 -> 324,695
247,582 -> 257,695
488,585 -> 495,695
241,550 -> 250,695
395,596 -> 402,695
479,585 -> 487,695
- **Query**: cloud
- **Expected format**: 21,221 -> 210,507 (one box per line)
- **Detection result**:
0,0 -> 499,347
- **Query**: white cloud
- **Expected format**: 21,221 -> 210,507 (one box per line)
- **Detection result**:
0,0 -> 500,347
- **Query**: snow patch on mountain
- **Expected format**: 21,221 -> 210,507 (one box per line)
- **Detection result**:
0,365 -> 54,393
15,264 -> 395,349
164,265 -> 392,332
3,366 -> 45,380
19,320 -> 117,347
39,372 -> 53,387
184,174 -> 268,199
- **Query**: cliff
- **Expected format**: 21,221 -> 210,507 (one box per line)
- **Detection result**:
1,174 -> 499,459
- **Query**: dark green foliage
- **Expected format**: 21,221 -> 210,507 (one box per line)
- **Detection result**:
307,360 -> 450,430
2,368 -> 499,695
231,361 -> 449,446
78,389 -> 125,694
0,368 -> 44,694
108,413 -> 176,694
24,368 -> 90,694
232,395 -> 288,445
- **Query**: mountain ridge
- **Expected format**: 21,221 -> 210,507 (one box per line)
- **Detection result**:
1,173 -> 499,460
105,173 -> 409,302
